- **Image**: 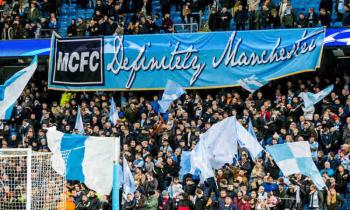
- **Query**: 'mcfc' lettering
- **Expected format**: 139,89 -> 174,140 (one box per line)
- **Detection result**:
56,51 -> 100,72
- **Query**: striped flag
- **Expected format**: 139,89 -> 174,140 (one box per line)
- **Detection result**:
266,141 -> 326,190
47,127 -> 119,195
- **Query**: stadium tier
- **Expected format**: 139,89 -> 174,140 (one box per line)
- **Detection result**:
1,2 -> 350,209
0,0 -> 350,38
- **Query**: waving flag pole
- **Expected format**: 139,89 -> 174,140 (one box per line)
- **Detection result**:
112,138 -> 121,210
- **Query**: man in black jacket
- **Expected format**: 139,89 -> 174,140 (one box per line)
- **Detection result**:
234,5 -> 246,30
193,188 -> 207,210
220,7 -> 232,31
208,8 -> 221,31
88,191 -> 101,210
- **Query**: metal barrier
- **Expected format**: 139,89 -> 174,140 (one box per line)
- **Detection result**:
38,29 -> 56,38
173,23 -> 199,33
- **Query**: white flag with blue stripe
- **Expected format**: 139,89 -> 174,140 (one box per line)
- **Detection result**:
158,80 -> 186,113
0,56 -> 38,120
266,141 -> 326,190
237,75 -> 268,93
74,106 -> 84,134
47,127 -> 120,195
109,97 -> 119,125
298,85 -> 334,109
236,119 -> 264,159
123,156 -> 135,194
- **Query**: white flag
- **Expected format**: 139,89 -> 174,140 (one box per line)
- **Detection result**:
190,117 -> 238,183
298,85 -> 334,109
158,80 -> 186,113
123,156 -> 135,194
74,106 -> 84,134
236,120 -> 264,159
0,56 -> 38,120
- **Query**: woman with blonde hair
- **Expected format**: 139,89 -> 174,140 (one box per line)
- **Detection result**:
326,188 -> 345,210
255,196 -> 266,210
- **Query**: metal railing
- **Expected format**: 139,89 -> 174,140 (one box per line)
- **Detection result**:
173,23 -> 199,33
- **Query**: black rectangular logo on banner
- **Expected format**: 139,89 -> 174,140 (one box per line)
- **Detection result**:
52,38 -> 104,86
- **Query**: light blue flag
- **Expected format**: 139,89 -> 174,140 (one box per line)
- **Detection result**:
199,116 -> 238,169
190,117 -> 238,183
236,119 -> 264,159
0,86 -> 4,101
47,127 -> 120,195
158,80 -> 186,113
237,75 -> 268,93
298,85 -> 334,109
266,141 -> 326,190
123,156 -> 135,194
248,120 -> 257,140
75,106 -> 84,134
0,56 -> 38,120
179,151 -> 192,180
190,139 -> 215,184
109,97 -> 119,125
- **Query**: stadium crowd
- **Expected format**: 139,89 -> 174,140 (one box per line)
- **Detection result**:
0,63 -> 349,210
1,0 -> 350,39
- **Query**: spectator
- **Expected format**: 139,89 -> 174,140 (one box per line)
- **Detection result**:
1,22 -> 13,39
208,8 -> 221,31
319,8 -> 331,27
76,18 -> 87,36
162,13 -> 173,33
220,7 -> 232,31
67,19 -> 77,37
48,12 -> 60,30
248,5 -> 260,30
279,0 -> 294,28
326,188 -> 345,210
335,0 -> 346,21
40,0 -> 51,18
343,5 -> 350,26
27,2 -> 40,23
296,13 -> 308,28
319,0 -> 333,15
260,5 -> 270,29
307,7 -> 318,27
270,8 -> 280,29
234,5 -> 245,31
